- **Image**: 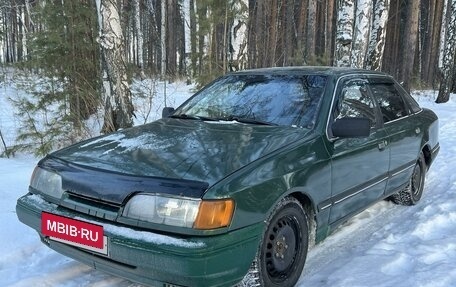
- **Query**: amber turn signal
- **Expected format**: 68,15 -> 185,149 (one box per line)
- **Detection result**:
193,199 -> 235,230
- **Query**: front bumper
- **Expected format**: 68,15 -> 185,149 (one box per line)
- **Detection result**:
16,194 -> 262,287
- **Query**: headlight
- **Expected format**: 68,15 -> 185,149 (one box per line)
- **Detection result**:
123,194 -> 234,229
30,167 -> 63,199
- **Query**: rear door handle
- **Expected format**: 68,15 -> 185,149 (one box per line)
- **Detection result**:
378,140 -> 388,151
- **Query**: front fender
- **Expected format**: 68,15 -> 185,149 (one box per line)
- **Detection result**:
204,135 -> 331,232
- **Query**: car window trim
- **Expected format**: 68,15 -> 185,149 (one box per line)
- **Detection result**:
382,109 -> 423,126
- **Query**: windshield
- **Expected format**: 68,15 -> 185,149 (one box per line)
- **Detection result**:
174,74 -> 327,128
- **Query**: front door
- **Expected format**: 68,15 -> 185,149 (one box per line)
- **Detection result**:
326,77 -> 390,225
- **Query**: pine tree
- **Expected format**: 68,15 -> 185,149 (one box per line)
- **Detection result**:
398,0 -> 420,92
11,0 -> 100,155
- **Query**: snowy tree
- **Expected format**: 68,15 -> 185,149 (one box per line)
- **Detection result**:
436,0 -> 456,103
351,0 -> 373,68
96,0 -> 134,133
335,0 -> 355,67
365,0 -> 389,70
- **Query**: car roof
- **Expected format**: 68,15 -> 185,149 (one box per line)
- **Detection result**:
231,66 -> 390,78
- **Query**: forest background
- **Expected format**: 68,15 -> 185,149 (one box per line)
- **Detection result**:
0,0 -> 456,156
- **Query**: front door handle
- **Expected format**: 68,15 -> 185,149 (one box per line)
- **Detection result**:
378,140 -> 388,151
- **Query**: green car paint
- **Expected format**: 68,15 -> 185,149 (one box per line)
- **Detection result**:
16,67 -> 439,287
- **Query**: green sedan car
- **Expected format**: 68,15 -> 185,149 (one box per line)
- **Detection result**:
16,67 -> 439,287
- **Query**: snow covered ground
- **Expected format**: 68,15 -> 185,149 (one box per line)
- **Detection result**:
1,80 -> 455,287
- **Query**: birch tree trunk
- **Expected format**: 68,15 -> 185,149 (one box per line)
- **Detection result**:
96,0 -> 134,133
351,0 -> 373,68
335,0 -> 355,67
436,0 -> 456,103
439,0 -> 449,70
230,0 -> 248,71
365,0 -> 389,70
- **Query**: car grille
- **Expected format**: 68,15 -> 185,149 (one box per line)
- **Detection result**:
60,192 -> 121,221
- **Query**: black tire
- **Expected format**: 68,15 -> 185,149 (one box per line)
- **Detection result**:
239,197 -> 309,287
391,152 -> 426,206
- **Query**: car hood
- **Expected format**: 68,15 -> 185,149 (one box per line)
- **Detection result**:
51,119 -> 310,201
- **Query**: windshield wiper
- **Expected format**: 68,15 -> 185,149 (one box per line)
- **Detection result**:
169,114 -> 218,121
224,115 -> 277,126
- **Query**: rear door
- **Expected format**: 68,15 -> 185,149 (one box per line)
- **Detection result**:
327,76 -> 390,225
367,77 -> 422,195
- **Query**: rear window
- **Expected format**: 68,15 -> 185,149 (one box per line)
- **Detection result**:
395,83 -> 422,113
369,82 -> 409,123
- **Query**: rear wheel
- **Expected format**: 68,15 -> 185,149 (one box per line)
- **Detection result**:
239,197 -> 309,287
391,152 -> 426,205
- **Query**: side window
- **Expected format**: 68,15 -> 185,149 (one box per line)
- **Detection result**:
369,83 -> 409,123
395,83 -> 421,113
334,80 -> 376,128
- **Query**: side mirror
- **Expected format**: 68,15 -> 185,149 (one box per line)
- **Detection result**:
332,117 -> 371,138
162,107 -> 175,118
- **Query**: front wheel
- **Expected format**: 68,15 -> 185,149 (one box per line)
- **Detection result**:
239,197 -> 309,287
391,152 -> 426,205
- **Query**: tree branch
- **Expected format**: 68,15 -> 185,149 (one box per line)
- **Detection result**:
0,128 -> 9,158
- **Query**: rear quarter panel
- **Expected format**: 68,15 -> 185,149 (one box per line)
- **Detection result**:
421,108 -> 439,151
